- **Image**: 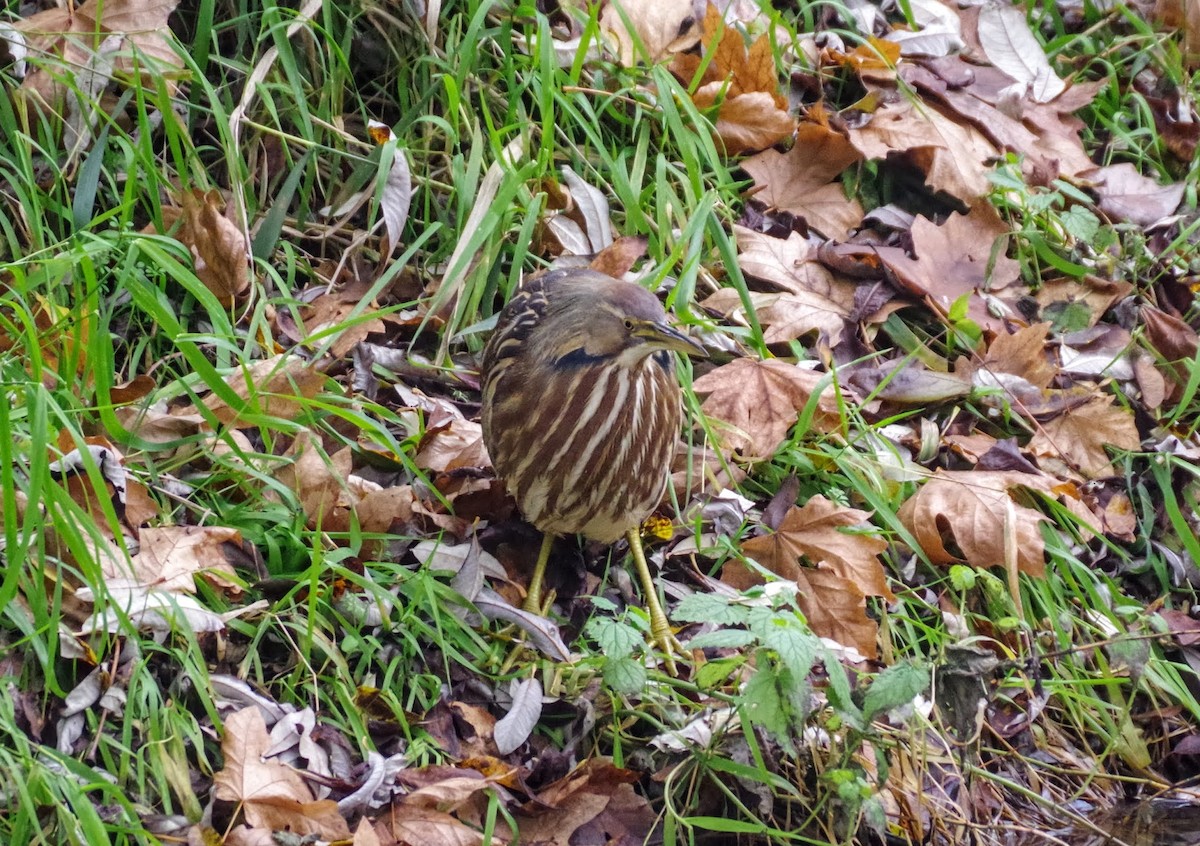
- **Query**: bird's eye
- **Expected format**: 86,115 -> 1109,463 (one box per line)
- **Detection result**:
623,318 -> 635,330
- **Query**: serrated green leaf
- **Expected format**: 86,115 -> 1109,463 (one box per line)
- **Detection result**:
603,657 -> 647,695
673,593 -> 750,625
685,629 -> 758,651
696,657 -> 741,689
822,651 -> 864,731
1060,206 -> 1099,242
585,617 -> 641,658
861,661 -> 931,722
741,664 -> 788,740
761,624 -> 819,681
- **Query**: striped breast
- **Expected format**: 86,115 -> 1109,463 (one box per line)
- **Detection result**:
481,280 -> 682,543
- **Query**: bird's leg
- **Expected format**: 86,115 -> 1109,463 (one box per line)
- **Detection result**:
522,533 -> 556,613
626,527 -> 681,676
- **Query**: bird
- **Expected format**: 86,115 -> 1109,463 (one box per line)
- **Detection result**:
480,267 -> 705,673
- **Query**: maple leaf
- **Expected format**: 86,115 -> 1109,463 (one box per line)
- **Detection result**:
213,708 -> 350,840
692,358 -> 843,460
600,0 -> 703,66
720,497 -> 887,658
740,122 -> 865,239
796,567 -> 878,660
847,96 -> 1000,201
700,288 -> 848,347
870,208 -> 1021,331
733,226 -> 854,305
1028,395 -> 1141,478
898,470 -> 1056,577
742,496 -> 893,600
671,3 -> 795,155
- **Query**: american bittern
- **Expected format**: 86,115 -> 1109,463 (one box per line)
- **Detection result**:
481,268 -> 704,671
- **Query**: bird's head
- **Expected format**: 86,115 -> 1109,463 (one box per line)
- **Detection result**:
538,271 -> 705,368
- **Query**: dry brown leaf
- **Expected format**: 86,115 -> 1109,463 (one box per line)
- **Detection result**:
14,0 -> 184,110
692,358 -> 842,459
982,323 -> 1057,389
701,90 -> 796,156
212,707 -> 350,840
740,123 -> 864,239
198,355 -> 326,427
387,806 -> 485,846
600,0 -> 703,66
130,526 -> 241,594
833,37 -> 902,75
511,759 -> 654,846
733,226 -> 854,307
1142,305 -> 1199,364
1086,163 -> 1186,227
176,189 -> 251,302
700,288 -> 848,346
742,496 -> 893,600
1033,275 -> 1134,330
847,96 -> 1000,201
1027,395 -> 1141,478
287,293 -> 387,358
872,209 -> 1020,330
589,235 -> 649,278
672,3 -> 795,154
848,361 -> 972,405
796,567 -> 878,659
417,417 -> 488,473
903,61 -> 1098,184
1155,0 -> 1200,67
352,818 -> 385,846
898,469 -> 1055,577
275,430 -> 353,529
355,484 -> 417,535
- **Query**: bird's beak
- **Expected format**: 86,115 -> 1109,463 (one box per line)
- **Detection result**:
633,320 -> 708,358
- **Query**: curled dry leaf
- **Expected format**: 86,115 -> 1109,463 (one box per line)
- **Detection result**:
898,469 -> 1056,577
884,0 -> 963,57
1086,163 -> 1186,227
848,361 -> 972,405
600,0 -> 703,66
367,120 -> 413,257
275,429 -> 354,529
588,235 -> 650,279
173,189 -> 251,302
976,4 -> 1066,103
509,758 -> 655,845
